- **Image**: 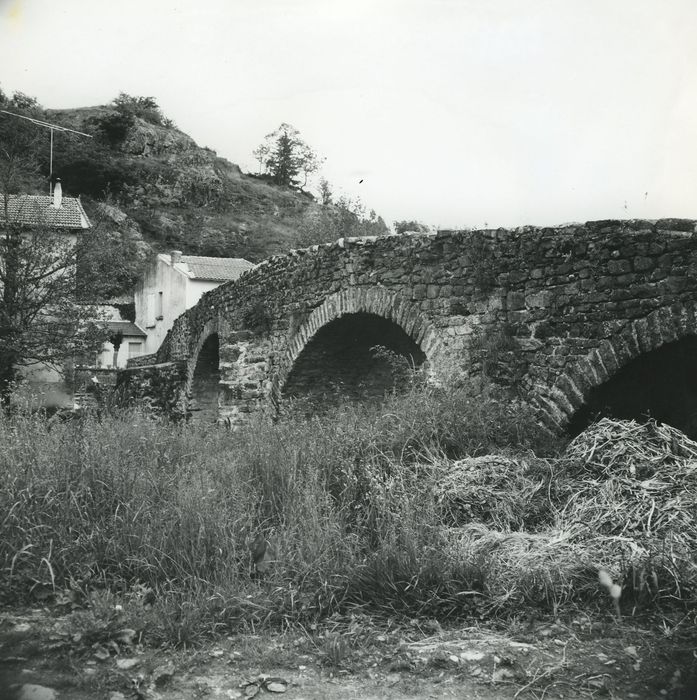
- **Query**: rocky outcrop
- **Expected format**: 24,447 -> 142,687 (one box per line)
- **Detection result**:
45,105 -> 315,265
120,119 -> 198,158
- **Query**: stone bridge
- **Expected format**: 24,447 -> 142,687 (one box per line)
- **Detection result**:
125,218 -> 697,436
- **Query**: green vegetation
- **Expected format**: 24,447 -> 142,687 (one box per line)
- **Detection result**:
393,219 -> 430,234
112,92 -> 170,127
0,90 -> 392,297
0,111 -> 111,404
1,383 -> 694,649
294,196 -> 389,247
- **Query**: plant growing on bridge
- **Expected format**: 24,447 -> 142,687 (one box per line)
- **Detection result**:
242,300 -> 272,334
468,323 -> 526,387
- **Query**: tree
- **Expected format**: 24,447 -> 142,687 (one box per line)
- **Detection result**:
9,91 -> 42,113
91,110 -> 135,147
297,142 -> 324,190
0,119 -> 108,407
252,142 -> 270,174
318,177 -> 333,205
76,202 -> 148,300
112,93 -> 165,126
295,197 -> 389,248
0,104 -> 43,194
0,209 -> 110,407
253,123 -> 322,189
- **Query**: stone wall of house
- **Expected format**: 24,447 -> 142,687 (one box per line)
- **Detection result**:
133,218 -> 697,430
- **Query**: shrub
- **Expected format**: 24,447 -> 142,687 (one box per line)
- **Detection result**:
90,111 -> 135,147
113,93 -> 165,126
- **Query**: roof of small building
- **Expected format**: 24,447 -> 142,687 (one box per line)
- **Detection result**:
106,321 -> 147,338
183,255 -> 255,281
2,194 -> 91,229
159,253 -> 255,282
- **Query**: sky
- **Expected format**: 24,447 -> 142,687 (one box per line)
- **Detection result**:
0,0 -> 695,229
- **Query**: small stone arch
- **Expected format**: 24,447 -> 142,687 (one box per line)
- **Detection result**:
187,319 -> 221,422
533,302 -> 697,432
272,287 -> 444,403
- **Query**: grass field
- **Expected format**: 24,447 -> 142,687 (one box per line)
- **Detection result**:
1,383 -> 695,651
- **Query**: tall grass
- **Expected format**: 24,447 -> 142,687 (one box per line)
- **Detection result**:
1,385 -> 694,645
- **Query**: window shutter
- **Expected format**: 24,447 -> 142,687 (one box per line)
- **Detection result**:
146,293 -> 156,327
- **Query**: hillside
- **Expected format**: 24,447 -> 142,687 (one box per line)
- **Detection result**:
48,105 -> 326,261
0,93 -> 387,297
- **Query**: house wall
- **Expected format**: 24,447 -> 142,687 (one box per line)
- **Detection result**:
135,256 -> 190,355
186,279 -> 221,310
95,337 -> 145,369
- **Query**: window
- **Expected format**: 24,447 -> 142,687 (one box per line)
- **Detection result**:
156,291 -> 164,320
128,342 -> 142,359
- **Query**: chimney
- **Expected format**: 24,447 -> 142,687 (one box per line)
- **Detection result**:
52,179 -> 63,209
170,250 -> 182,264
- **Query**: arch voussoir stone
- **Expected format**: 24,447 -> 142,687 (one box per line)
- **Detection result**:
570,358 -> 597,396
274,287 -> 443,398
672,304 -> 695,336
588,348 -> 610,385
654,306 -> 679,345
535,301 -> 697,432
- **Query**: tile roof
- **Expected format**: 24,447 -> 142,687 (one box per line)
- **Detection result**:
159,254 -> 255,282
106,321 -> 147,338
2,194 -> 91,229
184,256 -> 254,281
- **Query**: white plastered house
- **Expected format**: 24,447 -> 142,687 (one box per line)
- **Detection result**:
134,251 -> 254,355
3,183 -> 91,407
91,307 -> 147,369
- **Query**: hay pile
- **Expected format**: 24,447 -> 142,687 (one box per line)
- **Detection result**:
434,455 -> 553,531
558,418 -> 697,599
563,417 -> 697,479
442,419 -> 697,611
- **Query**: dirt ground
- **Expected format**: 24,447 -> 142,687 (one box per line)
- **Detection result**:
1,607 -> 695,700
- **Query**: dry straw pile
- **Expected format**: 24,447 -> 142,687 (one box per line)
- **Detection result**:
559,418 -> 697,603
439,418 -> 697,613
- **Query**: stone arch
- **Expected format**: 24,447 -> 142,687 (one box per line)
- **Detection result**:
533,302 -> 697,432
186,318 -> 221,422
273,287 -> 444,403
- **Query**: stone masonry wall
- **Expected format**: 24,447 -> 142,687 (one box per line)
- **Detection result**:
116,362 -> 188,418
144,218 -> 697,430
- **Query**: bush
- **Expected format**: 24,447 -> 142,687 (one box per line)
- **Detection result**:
113,93 -> 165,126
89,111 -> 135,146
